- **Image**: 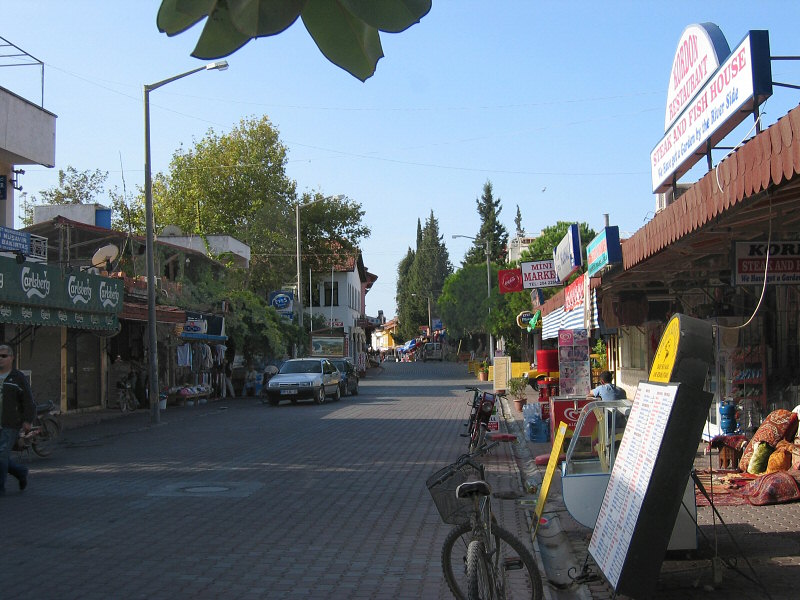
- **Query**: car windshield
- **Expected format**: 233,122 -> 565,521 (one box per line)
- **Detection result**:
280,360 -> 321,374
331,360 -> 349,372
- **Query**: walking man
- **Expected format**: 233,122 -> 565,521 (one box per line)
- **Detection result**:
0,344 -> 35,495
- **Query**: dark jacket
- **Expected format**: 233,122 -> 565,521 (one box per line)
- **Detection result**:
0,369 -> 35,428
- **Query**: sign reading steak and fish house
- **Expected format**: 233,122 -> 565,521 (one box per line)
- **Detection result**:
0,256 -> 122,329
651,25 -> 773,193
734,241 -> 800,285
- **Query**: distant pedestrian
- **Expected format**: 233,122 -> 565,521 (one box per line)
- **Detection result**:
223,359 -> 236,398
0,344 -> 35,495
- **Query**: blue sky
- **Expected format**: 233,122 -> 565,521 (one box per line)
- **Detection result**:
6,2 -> 800,319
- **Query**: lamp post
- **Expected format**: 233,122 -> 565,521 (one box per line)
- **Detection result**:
411,293 -> 432,335
295,196 -> 326,332
452,234 -> 494,361
144,60 -> 228,423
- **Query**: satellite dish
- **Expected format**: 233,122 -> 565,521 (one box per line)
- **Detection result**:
91,244 -> 119,269
161,225 -> 183,236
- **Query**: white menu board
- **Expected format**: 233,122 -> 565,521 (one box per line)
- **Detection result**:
588,382 -> 678,587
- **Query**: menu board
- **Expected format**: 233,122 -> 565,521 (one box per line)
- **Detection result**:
557,328 -> 591,396
588,381 -> 712,598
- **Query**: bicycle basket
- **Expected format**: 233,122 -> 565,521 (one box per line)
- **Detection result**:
426,458 -> 483,525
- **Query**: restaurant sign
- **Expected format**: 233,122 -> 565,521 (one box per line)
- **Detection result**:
0,256 -> 122,314
734,241 -> 800,285
651,28 -> 772,193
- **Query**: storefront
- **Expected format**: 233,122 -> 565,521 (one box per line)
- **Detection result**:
0,255 -> 123,411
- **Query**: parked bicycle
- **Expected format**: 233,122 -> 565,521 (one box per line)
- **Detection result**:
116,372 -> 140,412
427,440 -> 543,600
15,400 -> 62,458
462,387 -> 503,452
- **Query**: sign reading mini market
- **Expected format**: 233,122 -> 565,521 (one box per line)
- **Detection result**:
651,26 -> 772,193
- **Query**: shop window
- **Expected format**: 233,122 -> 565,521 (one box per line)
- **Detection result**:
620,326 -> 647,370
324,282 -> 339,307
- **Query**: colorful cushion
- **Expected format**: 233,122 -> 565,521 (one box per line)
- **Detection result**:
743,470 -> 800,506
766,440 -> 794,474
739,409 -> 799,472
747,442 -> 774,475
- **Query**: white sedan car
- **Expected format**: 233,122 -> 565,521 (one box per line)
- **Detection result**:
264,358 -> 341,406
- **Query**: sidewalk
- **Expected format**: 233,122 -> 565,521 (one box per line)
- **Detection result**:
503,390 -> 800,600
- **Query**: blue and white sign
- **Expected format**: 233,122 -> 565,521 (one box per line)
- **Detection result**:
268,290 -> 294,320
586,226 -> 623,277
553,224 -> 582,283
0,225 -> 30,253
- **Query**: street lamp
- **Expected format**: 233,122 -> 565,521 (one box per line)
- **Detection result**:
452,234 -> 494,361
411,293 -> 432,334
144,60 -> 228,424
295,195 -> 326,331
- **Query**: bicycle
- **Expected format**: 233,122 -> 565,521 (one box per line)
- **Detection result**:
462,387 -> 503,453
427,441 -> 543,600
15,400 -> 62,458
116,373 -> 139,412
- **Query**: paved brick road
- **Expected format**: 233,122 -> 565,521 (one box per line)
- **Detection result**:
2,361 -> 543,600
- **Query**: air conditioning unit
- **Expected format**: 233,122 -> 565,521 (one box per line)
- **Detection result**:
656,183 -> 691,213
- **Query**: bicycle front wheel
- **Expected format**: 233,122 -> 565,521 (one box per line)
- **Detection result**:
442,522 -> 543,600
32,416 -> 61,457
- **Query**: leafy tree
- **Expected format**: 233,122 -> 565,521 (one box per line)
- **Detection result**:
39,166 -> 108,205
464,180 -> 508,265
395,247 -> 415,341
21,166 -> 110,226
154,116 -> 284,293
438,263 -> 496,339
399,211 -> 452,339
514,205 -> 523,236
298,191 -> 371,277
156,0 -> 432,81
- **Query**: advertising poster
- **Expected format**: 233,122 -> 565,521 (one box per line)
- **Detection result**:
557,328 -> 591,396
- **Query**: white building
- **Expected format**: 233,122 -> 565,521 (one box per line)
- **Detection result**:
307,248 -> 377,363
507,233 -> 539,264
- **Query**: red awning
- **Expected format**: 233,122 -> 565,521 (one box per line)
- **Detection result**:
120,302 -> 186,324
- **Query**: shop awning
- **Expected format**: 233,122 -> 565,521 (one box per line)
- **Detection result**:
0,302 -> 119,330
120,302 -> 186,324
179,332 -> 228,342
541,291 -> 600,340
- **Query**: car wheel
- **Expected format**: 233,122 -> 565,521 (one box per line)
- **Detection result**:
340,381 -> 347,397
316,386 -> 326,404
333,386 -> 341,402
267,396 -> 279,406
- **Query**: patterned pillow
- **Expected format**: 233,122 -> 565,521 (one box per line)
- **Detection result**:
739,409 -> 799,472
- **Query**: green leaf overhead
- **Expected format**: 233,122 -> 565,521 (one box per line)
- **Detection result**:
227,0 -> 304,37
192,1 -> 253,59
157,0 -> 217,35
156,0 -> 430,80
340,0 -> 431,33
302,0 -> 383,82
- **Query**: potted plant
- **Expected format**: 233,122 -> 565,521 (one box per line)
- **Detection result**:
478,361 -> 489,381
507,377 -> 528,412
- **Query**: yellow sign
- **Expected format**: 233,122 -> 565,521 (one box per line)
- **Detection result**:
532,421 -> 568,537
493,356 -> 511,392
649,315 -> 681,383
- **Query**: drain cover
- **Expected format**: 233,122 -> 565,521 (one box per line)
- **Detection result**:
182,485 -> 230,494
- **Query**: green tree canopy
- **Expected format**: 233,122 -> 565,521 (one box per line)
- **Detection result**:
398,211 -> 452,339
438,263 -> 496,339
156,0 -> 431,81
464,180 -> 508,265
